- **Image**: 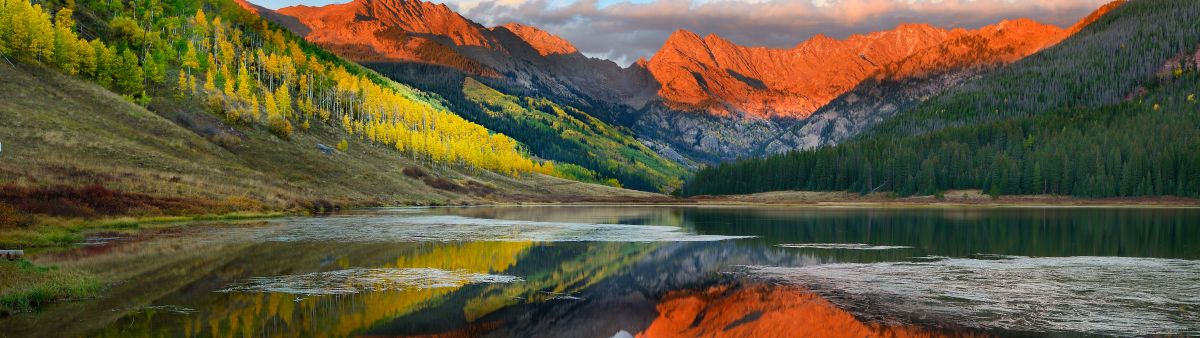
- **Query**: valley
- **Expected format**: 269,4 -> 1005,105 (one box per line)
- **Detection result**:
3,0 -> 1200,331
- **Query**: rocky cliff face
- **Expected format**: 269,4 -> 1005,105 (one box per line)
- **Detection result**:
767,3 -> 1125,153
274,0 -> 499,75
646,25 -> 951,118
253,0 -> 1118,163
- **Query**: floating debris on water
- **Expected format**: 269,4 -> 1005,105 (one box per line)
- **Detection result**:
217,268 -> 523,296
743,256 -> 1200,336
777,243 -> 914,250
256,215 -> 752,243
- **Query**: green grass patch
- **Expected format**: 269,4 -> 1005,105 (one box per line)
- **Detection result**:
0,259 -> 101,316
0,211 -> 289,249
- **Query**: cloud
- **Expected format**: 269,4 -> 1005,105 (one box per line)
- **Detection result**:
446,0 -> 1111,66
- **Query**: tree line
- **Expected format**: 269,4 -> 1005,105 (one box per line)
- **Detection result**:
682,0 -> 1200,198
2,0 -> 556,177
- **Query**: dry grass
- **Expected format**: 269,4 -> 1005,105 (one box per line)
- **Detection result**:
0,61 -> 666,247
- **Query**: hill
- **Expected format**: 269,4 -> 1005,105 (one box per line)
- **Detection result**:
682,0 -> 1200,198
250,0 -> 1091,162
0,0 -> 662,243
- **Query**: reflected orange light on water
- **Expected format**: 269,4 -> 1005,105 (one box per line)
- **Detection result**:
638,284 -> 982,338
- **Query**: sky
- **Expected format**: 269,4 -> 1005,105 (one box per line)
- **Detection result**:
253,0 -> 1112,66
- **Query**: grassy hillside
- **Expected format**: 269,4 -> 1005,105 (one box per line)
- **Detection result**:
0,62 -> 658,241
366,63 -> 690,192
0,0 -> 663,247
682,0 -> 1200,198
460,78 -> 686,192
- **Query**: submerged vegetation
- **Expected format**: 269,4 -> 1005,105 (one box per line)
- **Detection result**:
0,259 -> 101,315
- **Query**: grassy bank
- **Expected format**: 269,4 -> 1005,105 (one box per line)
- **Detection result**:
0,211 -> 290,249
0,259 -> 101,316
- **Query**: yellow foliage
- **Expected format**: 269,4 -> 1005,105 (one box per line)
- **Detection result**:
2,4 -> 553,177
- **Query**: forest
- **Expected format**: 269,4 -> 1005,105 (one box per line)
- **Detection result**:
0,0 -> 554,177
682,0 -> 1200,198
365,62 -> 688,192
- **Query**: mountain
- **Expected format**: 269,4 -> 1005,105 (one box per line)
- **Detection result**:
273,0 -> 499,75
768,16 -> 1091,152
0,0 -> 663,230
766,2 -> 1127,153
682,0 -> 1200,198
269,0 -> 702,179
646,24 -> 951,118
253,0 -> 1102,163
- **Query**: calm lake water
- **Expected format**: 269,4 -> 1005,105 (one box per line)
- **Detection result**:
2,206 -> 1199,337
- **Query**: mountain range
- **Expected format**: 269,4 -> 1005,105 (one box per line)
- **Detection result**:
243,0 -> 1119,166
682,0 -> 1200,198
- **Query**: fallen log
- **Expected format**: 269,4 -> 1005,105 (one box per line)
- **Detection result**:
1,250 -> 24,260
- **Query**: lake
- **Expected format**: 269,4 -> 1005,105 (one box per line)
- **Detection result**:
2,206 -> 1198,337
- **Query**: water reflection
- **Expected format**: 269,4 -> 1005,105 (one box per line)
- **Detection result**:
638,283 -> 975,338
438,206 -> 1200,259
1,206 -> 1197,337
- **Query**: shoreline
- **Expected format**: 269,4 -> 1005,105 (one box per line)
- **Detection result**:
3,194 -> 1197,315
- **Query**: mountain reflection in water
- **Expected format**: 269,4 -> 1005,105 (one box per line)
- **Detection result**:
638,284 -> 974,338
1,206 -> 1197,337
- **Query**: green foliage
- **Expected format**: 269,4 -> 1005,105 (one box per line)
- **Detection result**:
0,259 -> 101,315
685,73 -> 1200,198
1,0 -> 557,177
868,0 -> 1200,138
447,77 -> 686,192
683,0 -> 1200,198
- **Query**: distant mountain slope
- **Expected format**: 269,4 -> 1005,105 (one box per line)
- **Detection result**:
263,0 -> 696,182
682,0 -> 1200,198
456,78 -> 686,191
869,0 -> 1189,138
645,25 -> 953,118
250,0 -> 1101,163
769,3 -> 1124,152
0,0 -> 657,221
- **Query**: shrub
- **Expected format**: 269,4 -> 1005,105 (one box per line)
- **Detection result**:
0,203 -> 31,229
402,167 -> 427,179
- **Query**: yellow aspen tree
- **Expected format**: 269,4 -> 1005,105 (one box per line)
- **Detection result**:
203,66 -> 216,92
274,82 -> 291,118
177,70 -> 188,97
52,8 -> 79,74
181,43 -> 199,71
236,63 -> 252,102
223,76 -> 235,98
27,3 -> 55,62
247,94 -> 259,121
193,9 -> 208,39
263,89 -> 278,120
76,38 -> 96,77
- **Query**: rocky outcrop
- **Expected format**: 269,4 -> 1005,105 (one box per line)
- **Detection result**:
249,0 -> 1121,162
274,0 -> 499,75
495,23 -> 578,56
768,1 -> 1125,153
646,25 -> 950,118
